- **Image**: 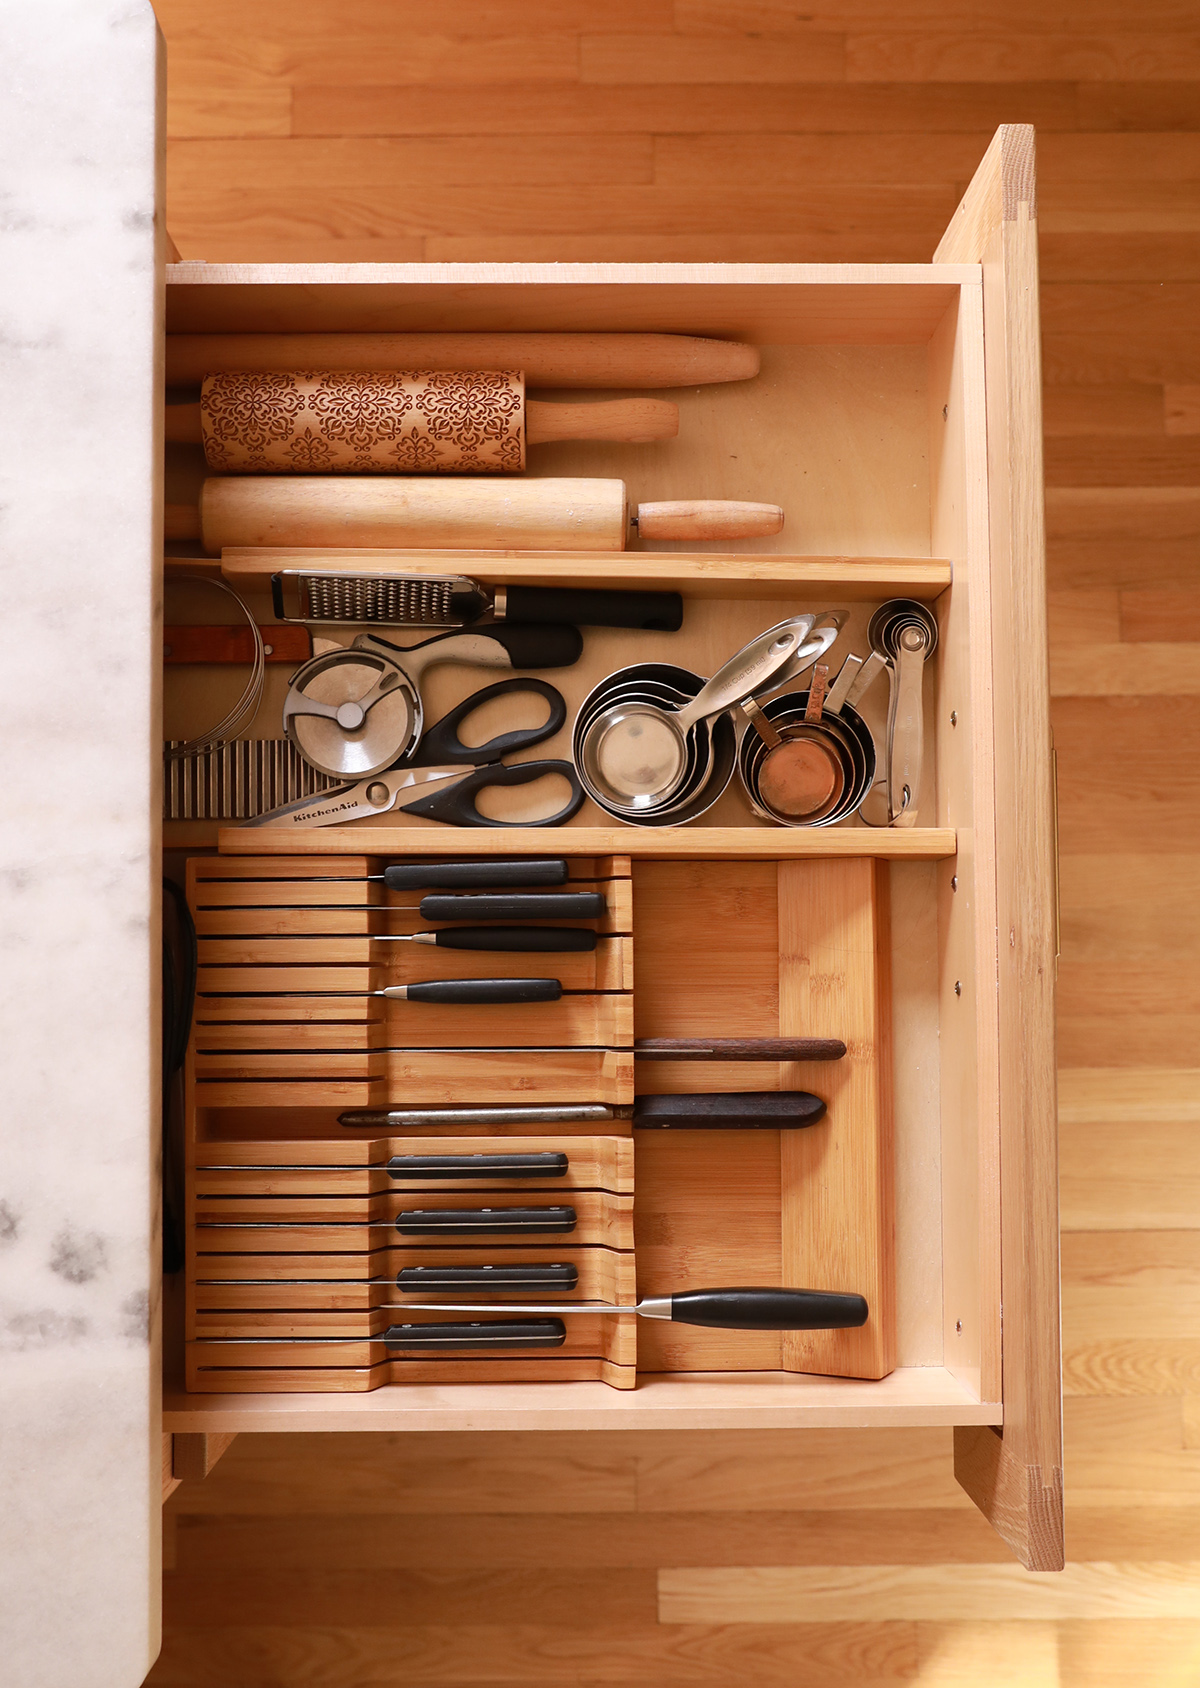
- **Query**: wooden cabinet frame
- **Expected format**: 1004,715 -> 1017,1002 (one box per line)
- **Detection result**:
161,126 -> 1063,1570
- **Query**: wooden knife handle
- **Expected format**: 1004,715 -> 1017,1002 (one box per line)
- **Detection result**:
635,501 -> 784,541
163,625 -> 312,664
634,1037 -> 847,1061
165,332 -> 760,389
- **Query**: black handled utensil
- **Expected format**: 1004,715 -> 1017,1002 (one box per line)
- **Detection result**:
367,859 -> 570,890
367,926 -> 598,952
274,569 -> 684,633
635,1037 -> 846,1062
389,1287 -> 870,1329
387,1152 -> 569,1179
633,1091 -> 826,1128
414,893 -> 606,921
194,1287 -> 869,1346
396,1206 -> 577,1234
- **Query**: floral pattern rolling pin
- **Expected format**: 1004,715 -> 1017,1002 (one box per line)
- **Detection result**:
172,369 -> 680,473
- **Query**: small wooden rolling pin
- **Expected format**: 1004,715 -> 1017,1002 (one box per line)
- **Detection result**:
164,332 -> 760,389
164,371 -> 678,474
164,477 -> 784,553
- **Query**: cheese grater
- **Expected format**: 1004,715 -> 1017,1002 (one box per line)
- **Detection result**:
164,739 -> 340,820
270,569 -> 683,632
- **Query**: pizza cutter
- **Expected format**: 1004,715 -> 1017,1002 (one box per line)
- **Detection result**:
283,622 -> 583,778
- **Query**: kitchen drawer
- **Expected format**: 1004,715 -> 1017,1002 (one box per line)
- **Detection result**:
161,127 -> 1061,1570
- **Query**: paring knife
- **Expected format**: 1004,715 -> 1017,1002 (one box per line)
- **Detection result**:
222,978 -> 563,1004
634,1037 -> 846,1062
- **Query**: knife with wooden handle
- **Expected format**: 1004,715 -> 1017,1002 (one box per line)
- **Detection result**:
634,1038 -> 846,1062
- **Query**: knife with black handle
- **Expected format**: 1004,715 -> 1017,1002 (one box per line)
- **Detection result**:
375,926 -> 597,952
387,1152 -> 569,1180
279,977 -> 563,1003
633,1091 -> 826,1128
394,1206 -> 578,1235
388,1287 -> 870,1328
195,1287 -> 868,1345
368,859 -> 570,889
413,893 -> 607,922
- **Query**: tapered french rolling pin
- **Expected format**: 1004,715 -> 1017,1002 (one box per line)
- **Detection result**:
164,478 -> 784,554
164,333 -> 761,388
165,372 -> 678,472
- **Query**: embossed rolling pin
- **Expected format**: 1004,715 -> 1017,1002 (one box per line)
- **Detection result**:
165,372 -> 678,472
164,478 -> 784,553
164,333 -> 760,388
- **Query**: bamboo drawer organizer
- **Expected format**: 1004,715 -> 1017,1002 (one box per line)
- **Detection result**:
163,128 -> 1063,1571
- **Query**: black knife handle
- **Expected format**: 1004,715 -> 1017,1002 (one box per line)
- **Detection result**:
403,977 -> 562,1005
396,1263 -> 579,1292
633,1091 -> 826,1129
505,586 -> 683,633
433,925 -> 597,953
419,892 -> 606,922
468,623 -> 583,670
382,860 -> 569,891
384,1319 -> 566,1349
387,1152 -> 569,1180
669,1287 -> 869,1330
395,1206 -> 577,1235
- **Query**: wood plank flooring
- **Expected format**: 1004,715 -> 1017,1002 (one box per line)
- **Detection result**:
149,2 -> 1200,1681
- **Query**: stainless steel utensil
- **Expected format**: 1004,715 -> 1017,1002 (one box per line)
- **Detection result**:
867,599 -> 938,827
284,624 -> 582,779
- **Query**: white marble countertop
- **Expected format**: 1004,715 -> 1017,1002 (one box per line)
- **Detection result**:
0,3 -> 163,1682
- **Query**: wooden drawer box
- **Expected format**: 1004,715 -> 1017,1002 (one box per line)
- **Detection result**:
162,127 -> 1062,1570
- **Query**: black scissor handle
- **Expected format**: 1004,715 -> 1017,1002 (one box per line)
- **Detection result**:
398,759 -> 586,828
411,678 -> 567,768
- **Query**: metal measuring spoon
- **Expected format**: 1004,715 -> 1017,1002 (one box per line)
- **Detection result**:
867,600 -> 938,827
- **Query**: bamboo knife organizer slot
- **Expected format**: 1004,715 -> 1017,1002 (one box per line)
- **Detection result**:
183,850 -> 892,1393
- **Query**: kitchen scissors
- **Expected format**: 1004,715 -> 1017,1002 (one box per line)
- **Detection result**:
244,678 -> 585,830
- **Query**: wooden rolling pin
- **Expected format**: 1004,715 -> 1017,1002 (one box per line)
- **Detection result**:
165,332 -> 759,390
164,371 -> 678,473
164,478 -> 784,553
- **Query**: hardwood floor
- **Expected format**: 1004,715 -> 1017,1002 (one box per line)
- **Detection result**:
150,2 -> 1200,1680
